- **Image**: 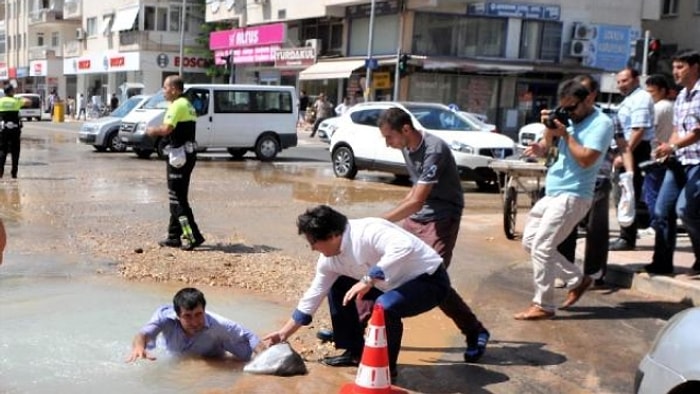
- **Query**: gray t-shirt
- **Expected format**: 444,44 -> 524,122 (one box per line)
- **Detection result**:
403,132 -> 464,221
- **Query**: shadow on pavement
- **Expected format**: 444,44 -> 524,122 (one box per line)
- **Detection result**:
397,362 -> 509,393
555,300 -> 690,321
197,242 -> 280,254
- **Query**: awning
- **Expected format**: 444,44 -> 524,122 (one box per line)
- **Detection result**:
299,59 -> 365,81
111,5 -> 139,33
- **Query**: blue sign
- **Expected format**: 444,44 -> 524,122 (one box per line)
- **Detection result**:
467,2 -> 560,21
365,58 -> 378,70
583,25 -> 632,72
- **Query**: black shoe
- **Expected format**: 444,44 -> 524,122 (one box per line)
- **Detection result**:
464,329 -> 490,363
321,350 -> 360,367
158,238 -> 182,248
642,263 -> 673,275
316,329 -> 334,343
609,238 -> 635,251
691,262 -> 700,274
181,236 -> 205,251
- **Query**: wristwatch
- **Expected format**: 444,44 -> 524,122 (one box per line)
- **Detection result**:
670,143 -> 679,153
360,275 -> 373,285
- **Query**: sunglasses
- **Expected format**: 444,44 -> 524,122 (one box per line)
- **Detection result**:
562,101 -> 582,112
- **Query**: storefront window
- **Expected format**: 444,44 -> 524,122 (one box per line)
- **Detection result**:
413,13 -> 506,58
519,20 -> 562,61
300,19 -> 344,56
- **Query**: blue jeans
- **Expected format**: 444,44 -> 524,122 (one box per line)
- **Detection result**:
327,266 -> 450,372
643,166 -> 665,229
651,163 -> 700,270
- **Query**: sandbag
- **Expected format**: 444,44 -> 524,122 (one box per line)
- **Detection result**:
243,342 -> 307,376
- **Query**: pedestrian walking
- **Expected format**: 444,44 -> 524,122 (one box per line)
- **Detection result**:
76,93 -> 86,120
146,75 -> 205,250
310,93 -> 332,137
515,79 -> 613,320
298,90 -> 309,127
110,93 -> 119,112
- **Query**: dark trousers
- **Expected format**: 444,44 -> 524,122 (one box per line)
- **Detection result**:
402,216 -> 485,340
0,130 -> 21,178
643,166 -> 666,229
166,153 -> 203,241
559,178 -> 612,276
618,140 -> 652,244
651,162 -> 700,270
310,116 -> 329,137
328,267 -> 449,372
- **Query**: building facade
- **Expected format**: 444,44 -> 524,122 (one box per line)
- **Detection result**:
1,0 -> 208,110
205,0 -> 653,136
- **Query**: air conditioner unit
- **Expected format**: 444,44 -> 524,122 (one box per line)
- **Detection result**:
570,39 -> 592,57
305,39 -> 321,52
573,23 -> 597,40
76,28 -> 85,40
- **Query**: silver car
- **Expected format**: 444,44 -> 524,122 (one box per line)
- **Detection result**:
78,95 -> 150,152
635,306 -> 700,393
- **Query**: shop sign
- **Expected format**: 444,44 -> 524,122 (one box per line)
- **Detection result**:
16,67 -> 29,78
467,2 -> 560,21
173,56 -> 209,68
214,45 -> 281,65
372,72 -> 392,90
209,23 -> 286,50
0,67 -> 7,81
64,52 -> 140,74
347,0 -> 399,18
274,47 -> 316,68
30,60 -> 48,77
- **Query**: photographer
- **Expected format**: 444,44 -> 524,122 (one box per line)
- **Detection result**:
515,79 -> 613,320
645,50 -> 700,275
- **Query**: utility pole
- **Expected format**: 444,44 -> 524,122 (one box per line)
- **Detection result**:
364,0 -> 376,101
392,1 -> 405,100
641,30 -> 650,77
178,0 -> 187,77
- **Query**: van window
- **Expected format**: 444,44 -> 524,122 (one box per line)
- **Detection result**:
142,91 -> 168,109
213,90 -> 293,114
185,89 -> 210,116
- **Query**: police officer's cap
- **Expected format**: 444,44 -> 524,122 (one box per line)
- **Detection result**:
3,85 -> 14,95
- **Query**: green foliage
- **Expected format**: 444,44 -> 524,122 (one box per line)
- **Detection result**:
183,1 -> 233,79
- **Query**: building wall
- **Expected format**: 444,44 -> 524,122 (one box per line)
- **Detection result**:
643,0 -> 699,52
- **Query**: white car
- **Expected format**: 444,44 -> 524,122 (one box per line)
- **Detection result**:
459,111 -> 497,133
518,122 -> 546,147
329,102 -> 517,190
317,116 -> 341,144
79,95 -> 150,152
635,306 -> 700,393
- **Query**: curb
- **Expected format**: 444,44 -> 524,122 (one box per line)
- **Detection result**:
606,264 -> 700,305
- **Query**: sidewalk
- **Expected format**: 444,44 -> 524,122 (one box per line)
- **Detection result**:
579,223 -> 700,305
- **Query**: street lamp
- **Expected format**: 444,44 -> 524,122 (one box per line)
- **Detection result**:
178,0 -> 187,77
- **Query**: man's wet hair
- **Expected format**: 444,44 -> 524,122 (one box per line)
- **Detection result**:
557,79 -> 590,101
165,75 -> 185,92
645,74 -> 671,92
173,287 -> 206,315
378,107 -> 416,131
672,49 -> 700,67
297,205 -> 348,244
3,85 -> 14,95
573,74 -> 599,94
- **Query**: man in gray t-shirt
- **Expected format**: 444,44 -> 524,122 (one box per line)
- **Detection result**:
379,107 -> 489,363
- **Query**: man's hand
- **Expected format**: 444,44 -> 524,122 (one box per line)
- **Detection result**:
125,346 -> 156,363
523,141 -> 545,158
342,281 -> 372,306
262,331 -> 284,346
654,142 -> 675,160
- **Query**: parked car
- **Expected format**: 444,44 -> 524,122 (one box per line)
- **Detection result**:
635,306 -> 700,394
459,111 -> 498,133
79,95 -> 150,152
329,101 -> 517,190
16,93 -> 43,121
317,116 -> 341,143
518,122 -> 546,147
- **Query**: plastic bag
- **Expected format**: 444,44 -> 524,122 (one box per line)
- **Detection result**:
617,172 -> 635,227
243,342 -> 307,376
168,145 -> 186,168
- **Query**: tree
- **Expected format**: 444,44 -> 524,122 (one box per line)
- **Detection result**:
185,0 -> 235,80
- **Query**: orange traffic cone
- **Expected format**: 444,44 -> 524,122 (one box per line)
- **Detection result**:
339,304 -> 408,394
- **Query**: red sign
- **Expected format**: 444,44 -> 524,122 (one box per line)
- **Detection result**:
78,60 -> 91,70
33,62 -> 43,74
110,57 -> 125,68
174,56 -> 209,68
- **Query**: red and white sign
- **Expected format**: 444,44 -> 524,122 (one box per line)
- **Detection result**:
209,23 -> 286,50
30,60 -> 48,77
274,47 -> 317,68
64,52 -> 140,74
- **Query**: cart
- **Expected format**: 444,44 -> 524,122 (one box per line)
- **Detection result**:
488,159 -> 548,240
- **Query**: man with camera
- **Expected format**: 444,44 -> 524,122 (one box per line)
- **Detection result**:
645,50 -> 700,275
515,79 -> 613,320
609,68 -> 656,251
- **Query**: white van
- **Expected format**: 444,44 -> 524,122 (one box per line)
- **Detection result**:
118,84 -> 298,161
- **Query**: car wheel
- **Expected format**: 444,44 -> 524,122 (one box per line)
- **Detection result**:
107,131 -> 127,152
134,148 -> 153,159
255,134 -> 279,161
503,186 -> 518,240
227,148 -> 247,159
332,146 -> 358,179
93,145 -> 108,152
155,138 -> 168,160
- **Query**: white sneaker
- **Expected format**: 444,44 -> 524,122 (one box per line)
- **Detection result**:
638,227 -> 656,238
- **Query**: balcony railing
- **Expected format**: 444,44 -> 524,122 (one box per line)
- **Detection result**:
28,9 -> 64,25
29,46 -> 59,60
118,31 -> 191,52
63,40 -> 81,57
63,0 -> 82,20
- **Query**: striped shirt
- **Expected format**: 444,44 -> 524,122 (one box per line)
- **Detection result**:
673,79 -> 700,165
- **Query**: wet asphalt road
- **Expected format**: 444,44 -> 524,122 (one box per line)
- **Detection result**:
6,120 -> 688,393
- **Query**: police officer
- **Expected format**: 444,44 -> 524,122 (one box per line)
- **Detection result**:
146,75 -> 204,250
0,85 -> 30,179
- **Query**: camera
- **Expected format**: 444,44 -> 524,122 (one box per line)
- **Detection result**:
544,107 -> 570,129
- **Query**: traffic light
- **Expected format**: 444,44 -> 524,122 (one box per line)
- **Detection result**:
398,53 -> 410,78
648,38 -> 661,74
